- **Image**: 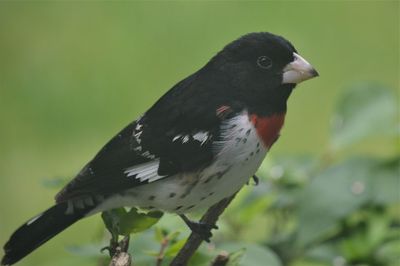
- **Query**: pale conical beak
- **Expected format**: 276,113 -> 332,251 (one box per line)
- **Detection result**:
282,53 -> 319,84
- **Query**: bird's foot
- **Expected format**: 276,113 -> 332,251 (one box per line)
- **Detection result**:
180,215 -> 218,242
188,221 -> 218,242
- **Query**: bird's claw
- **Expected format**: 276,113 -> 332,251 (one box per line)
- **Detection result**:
180,214 -> 218,242
188,221 -> 218,242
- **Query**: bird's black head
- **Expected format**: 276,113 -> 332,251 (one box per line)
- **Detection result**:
207,32 -> 318,115
219,32 -> 297,75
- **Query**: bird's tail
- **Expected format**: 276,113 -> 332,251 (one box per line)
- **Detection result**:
1,202 -> 91,265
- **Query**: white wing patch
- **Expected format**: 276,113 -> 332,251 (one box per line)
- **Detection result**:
193,131 -> 209,145
172,135 -> 182,142
132,119 -> 157,160
133,117 -> 144,144
172,131 -> 210,146
124,159 -> 165,183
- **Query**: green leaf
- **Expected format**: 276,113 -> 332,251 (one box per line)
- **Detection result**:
234,196 -> 271,225
188,250 -> 214,266
339,212 -> 397,262
101,208 -> 163,236
166,230 -> 181,242
366,213 -> 389,249
305,243 -> 339,263
101,208 -> 127,238
120,208 -> 163,235
296,158 -> 377,246
370,156 -> 400,205
376,239 -> 400,265
330,84 -> 397,150
164,239 -> 186,257
263,155 -> 317,187
154,226 -> 165,242
219,243 -> 281,266
226,248 -> 246,266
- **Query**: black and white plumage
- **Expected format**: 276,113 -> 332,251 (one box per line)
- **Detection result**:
84,110 -> 268,215
2,32 -> 318,265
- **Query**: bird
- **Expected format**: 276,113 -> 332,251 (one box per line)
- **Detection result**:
1,32 -> 318,265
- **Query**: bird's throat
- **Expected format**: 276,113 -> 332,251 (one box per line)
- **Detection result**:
249,113 -> 286,148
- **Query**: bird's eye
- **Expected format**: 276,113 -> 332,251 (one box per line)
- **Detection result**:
257,56 -> 272,69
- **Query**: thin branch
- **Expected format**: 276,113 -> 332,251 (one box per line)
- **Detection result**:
170,194 -> 237,266
109,236 -> 132,266
156,237 -> 170,266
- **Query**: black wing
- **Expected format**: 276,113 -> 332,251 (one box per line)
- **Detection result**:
55,121 -> 151,202
56,70 -> 243,203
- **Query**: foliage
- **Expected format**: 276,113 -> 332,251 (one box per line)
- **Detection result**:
102,208 -> 163,237
67,84 -> 399,266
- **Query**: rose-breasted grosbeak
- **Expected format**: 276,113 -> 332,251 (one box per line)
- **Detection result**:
2,32 -> 318,265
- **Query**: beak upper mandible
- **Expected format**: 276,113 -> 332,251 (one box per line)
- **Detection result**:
282,53 -> 319,84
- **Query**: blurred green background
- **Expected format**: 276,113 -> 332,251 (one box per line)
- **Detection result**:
0,1 -> 398,266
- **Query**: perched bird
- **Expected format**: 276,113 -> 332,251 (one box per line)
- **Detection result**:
2,32 -> 318,265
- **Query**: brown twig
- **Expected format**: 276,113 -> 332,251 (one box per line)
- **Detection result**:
156,237 -> 170,266
170,194 -> 237,266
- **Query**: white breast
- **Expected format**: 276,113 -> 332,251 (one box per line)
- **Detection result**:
87,112 -> 267,216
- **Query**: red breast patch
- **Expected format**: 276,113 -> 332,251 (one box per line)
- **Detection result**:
250,113 -> 286,148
